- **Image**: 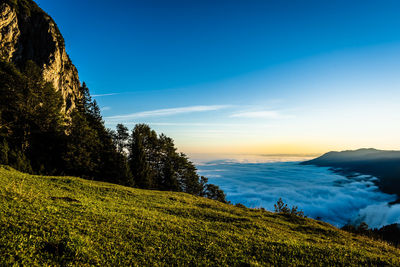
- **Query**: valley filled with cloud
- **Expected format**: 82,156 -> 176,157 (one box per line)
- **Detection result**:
197,159 -> 400,228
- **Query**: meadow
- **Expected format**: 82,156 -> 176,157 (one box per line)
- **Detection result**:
1,165 -> 400,266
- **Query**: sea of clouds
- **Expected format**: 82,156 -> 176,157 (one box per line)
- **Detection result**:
196,159 -> 400,228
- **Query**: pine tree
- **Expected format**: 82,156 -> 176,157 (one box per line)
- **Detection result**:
204,184 -> 227,203
129,128 -> 153,188
0,59 -> 226,201
63,110 -> 99,178
115,123 -> 129,155
0,139 -> 9,165
22,61 -> 66,173
161,157 -> 179,191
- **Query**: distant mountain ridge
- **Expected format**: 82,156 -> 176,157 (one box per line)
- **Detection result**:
303,148 -> 400,198
305,148 -> 400,163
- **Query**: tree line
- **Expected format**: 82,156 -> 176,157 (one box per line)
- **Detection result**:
0,60 -> 226,202
342,222 -> 400,248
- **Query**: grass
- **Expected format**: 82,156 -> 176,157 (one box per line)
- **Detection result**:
0,166 -> 399,266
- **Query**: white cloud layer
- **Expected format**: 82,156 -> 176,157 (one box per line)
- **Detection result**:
106,105 -> 229,121
197,160 -> 399,228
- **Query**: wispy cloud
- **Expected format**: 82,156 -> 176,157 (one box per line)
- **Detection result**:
92,93 -> 120,97
101,106 -> 111,111
105,122 -> 276,128
230,110 -> 281,118
106,105 -> 229,121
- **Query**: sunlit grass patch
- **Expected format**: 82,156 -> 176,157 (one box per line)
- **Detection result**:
0,165 -> 399,266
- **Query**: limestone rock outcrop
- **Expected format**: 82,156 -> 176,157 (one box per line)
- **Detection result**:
0,0 -> 81,113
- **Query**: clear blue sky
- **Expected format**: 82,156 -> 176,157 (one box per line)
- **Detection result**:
36,0 -> 400,154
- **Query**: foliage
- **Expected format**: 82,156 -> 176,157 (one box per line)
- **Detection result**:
376,224 -> 400,247
62,82 -> 131,185
111,123 -> 129,155
0,139 -> 9,165
128,124 -> 226,201
274,198 -> 305,217
0,166 -> 399,266
1,0 -> 223,200
128,124 -> 155,189
0,60 -> 65,174
342,222 -> 400,247
203,182 -> 227,203
0,60 -> 224,202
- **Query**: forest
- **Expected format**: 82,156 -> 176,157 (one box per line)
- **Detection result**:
0,60 -> 225,202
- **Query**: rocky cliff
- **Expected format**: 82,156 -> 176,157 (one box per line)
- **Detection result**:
0,0 -> 81,113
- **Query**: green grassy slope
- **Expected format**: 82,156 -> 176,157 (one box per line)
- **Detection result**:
1,166 -> 399,266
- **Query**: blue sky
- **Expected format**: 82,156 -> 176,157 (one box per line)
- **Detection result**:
36,0 -> 400,154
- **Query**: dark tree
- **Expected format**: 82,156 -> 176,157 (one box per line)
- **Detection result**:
274,198 -> 304,217
129,125 -> 153,188
63,110 -> 99,177
64,83 -> 132,184
127,124 -> 226,202
274,198 -> 290,213
204,183 -> 227,203
0,60 -> 65,173
114,123 -> 129,155
0,59 -> 225,202
155,134 -> 179,191
0,139 -> 9,165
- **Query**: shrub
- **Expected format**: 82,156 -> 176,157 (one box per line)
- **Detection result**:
274,198 -> 305,217
235,203 -> 247,209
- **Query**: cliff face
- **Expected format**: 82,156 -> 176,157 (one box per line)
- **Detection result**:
0,0 -> 81,113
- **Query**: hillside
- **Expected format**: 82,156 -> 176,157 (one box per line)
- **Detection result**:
302,148 -> 400,198
1,166 -> 400,266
